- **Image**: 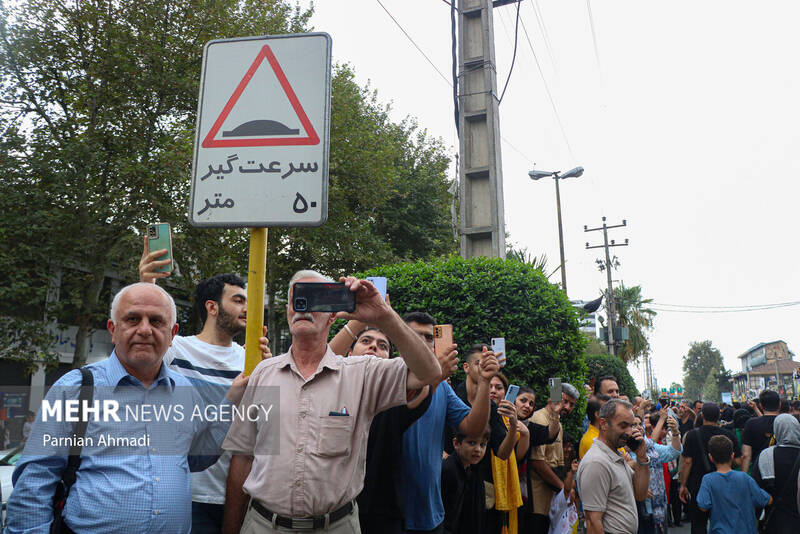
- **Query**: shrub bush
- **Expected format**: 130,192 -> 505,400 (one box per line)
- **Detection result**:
361,255 -> 588,434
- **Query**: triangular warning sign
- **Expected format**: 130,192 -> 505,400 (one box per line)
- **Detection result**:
202,45 -> 319,148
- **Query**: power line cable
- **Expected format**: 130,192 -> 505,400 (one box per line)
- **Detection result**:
585,0 -> 602,74
497,0 -> 521,104
528,0 -> 557,73
375,0 -> 452,88
651,302 -> 800,314
450,0 -> 459,135
376,0 -> 536,165
518,14 -> 576,161
653,300 -> 800,309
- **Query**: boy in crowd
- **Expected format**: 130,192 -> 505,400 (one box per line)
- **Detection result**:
441,426 -> 492,534
696,435 -> 771,534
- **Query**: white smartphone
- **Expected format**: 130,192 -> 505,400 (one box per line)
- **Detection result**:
491,337 -> 506,367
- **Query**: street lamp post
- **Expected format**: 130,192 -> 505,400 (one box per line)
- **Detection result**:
528,166 -> 584,296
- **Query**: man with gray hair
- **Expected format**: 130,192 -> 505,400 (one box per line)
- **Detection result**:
576,398 -> 650,534
528,382 -> 580,534
7,282 -> 244,533
222,270 -> 442,534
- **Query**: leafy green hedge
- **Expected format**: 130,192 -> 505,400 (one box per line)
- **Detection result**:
361,255 -> 588,435
584,353 -> 639,399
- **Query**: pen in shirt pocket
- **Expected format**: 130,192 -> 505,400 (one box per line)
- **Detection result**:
328,406 -> 349,416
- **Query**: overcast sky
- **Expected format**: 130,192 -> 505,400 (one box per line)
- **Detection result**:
302,0 -> 800,390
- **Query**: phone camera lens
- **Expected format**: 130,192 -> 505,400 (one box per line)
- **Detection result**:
294,297 -> 307,312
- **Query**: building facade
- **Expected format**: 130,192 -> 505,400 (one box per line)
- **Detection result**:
732,340 -> 799,399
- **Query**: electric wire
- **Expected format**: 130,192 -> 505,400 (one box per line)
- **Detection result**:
653,300 -> 800,309
375,0 -> 452,88
518,15 -> 576,161
585,0 -> 602,74
650,301 -> 800,314
450,0 -> 459,136
497,0 -> 521,104
529,0 -> 557,73
376,0 -> 536,165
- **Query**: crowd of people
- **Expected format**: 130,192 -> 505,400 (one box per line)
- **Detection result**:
4,241 -> 800,534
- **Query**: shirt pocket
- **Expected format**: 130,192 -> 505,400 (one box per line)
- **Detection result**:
314,415 -> 354,457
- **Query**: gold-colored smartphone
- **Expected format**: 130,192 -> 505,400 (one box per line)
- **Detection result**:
433,324 -> 453,357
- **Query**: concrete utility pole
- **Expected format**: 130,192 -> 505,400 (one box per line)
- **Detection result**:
585,217 -> 628,355
457,0 -> 506,258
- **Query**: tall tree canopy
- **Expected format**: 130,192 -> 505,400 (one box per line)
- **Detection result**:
613,283 -> 656,363
682,340 -> 726,401
0,0 -> 456,370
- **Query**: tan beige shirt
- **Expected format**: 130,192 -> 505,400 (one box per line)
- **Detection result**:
222,346 -> 408,517
529,406 -> 563,514
576,438 -> 637,534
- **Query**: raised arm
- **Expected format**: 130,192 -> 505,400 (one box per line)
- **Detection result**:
139,235 -> 172,283
337,277 -> 440,387
457,350 -> 497,437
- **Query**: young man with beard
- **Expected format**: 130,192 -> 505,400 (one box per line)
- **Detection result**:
140,240 -> 271,533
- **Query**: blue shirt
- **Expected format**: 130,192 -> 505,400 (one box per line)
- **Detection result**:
402,382 -> 471,530
696,470 -> 771,534
6,352 -> 231,534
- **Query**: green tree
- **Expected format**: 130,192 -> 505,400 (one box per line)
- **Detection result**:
0,0 -> 313,369
361,256 -> 588,436
613,283 -> 656,363
0,0 -> 458,370
702,365 -> 720,402
682,340 -> 726,401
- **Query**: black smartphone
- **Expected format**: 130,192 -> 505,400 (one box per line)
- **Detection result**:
292,282 -> 356,313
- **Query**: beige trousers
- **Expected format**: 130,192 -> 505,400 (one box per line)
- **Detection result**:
240,502 -> 360,534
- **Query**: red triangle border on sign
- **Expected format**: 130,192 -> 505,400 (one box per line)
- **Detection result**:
201,45 -> 320,148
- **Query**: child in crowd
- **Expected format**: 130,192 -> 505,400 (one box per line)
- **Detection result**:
441,426 -> 491,534
696,435 -> 771,534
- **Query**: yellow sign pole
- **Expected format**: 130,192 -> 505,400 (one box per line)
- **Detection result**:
244,228 -> 268,375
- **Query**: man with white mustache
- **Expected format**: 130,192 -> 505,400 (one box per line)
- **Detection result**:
222,270 -> 442,534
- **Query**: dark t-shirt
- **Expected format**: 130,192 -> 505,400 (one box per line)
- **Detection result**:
448,382 -> 508,483
682,425 -> 741,493
743,415 -> 778,465
357,390 -> 433,519
441,454 -> 486,534
753,447 -> 800,533
678,417 -> 695,437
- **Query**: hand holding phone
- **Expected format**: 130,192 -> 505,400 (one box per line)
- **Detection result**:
145,223 -> 173,274
491,337 -> 506,367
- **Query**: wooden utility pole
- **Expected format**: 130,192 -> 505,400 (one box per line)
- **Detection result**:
585,217 -> 628,355
457,0 -> 506,258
